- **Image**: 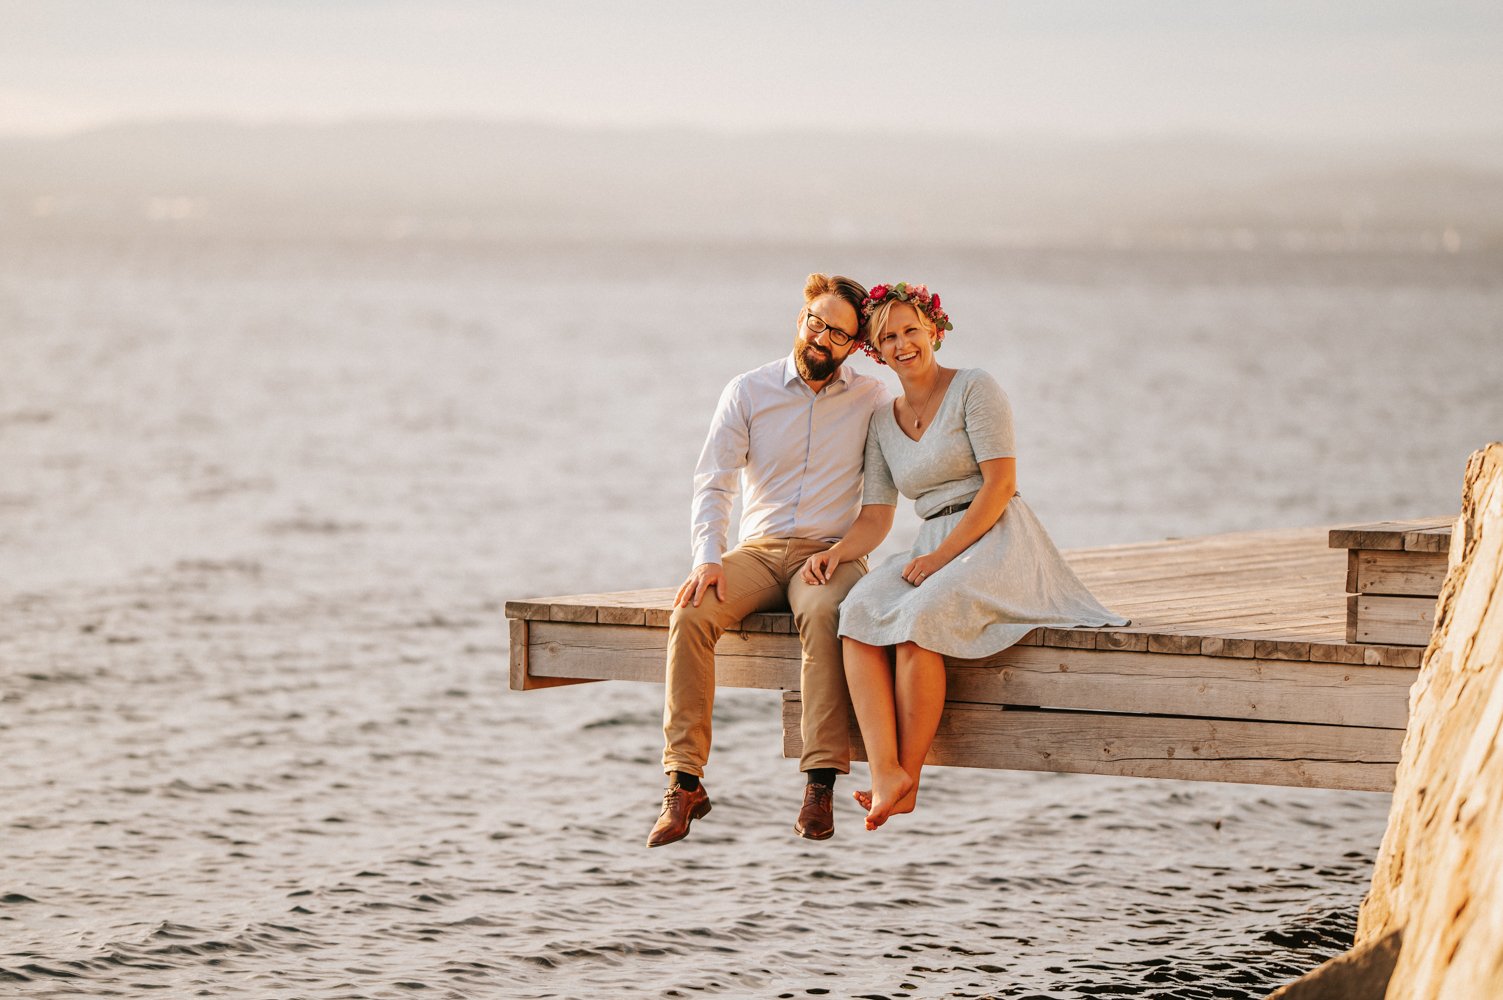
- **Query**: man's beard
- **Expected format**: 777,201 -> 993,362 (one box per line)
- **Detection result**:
796,343 -> 839,381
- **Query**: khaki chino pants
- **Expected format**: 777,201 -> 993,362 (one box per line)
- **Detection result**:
662,536 -> 865,777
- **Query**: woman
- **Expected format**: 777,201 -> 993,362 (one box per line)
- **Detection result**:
800,282 -> 1127,831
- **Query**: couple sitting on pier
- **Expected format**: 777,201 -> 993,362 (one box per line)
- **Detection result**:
647,273 -> 1126,848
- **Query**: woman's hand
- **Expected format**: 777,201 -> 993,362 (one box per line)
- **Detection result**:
801,548 -> 843,585
902,552 -> 948,586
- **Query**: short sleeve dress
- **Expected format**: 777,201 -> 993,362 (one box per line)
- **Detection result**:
837,368 -> 1128,658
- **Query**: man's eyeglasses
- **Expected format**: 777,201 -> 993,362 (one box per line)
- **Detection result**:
802,309 -> 856,347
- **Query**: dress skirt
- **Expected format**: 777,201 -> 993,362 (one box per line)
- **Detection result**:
837,496 -> 1128,660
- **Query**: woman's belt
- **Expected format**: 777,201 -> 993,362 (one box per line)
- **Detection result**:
923,500 -> 973,520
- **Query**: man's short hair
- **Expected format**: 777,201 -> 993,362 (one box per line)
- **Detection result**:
803,273 -> 868,336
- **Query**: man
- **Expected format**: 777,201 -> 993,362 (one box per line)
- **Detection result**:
647,272 -> 889,847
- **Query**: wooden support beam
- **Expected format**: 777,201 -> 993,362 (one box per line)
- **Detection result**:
509,619 -> 596,691
782,694 -> 1400,792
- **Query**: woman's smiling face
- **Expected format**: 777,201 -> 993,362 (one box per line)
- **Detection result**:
874,301 -> 935,372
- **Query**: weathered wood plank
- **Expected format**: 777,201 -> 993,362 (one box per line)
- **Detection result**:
1147,633 -> 1203,655
1351,596 -> 1439,647
526,620 -> 800,690
782,695 -> 1400,792
1329,518 -> 1454,552
508,619 -> 595,691
1200,636 -> 1256,658
597,606 -> 648,626
1041,627 -> 1097,649
1402,522 -> 1454,553
1097,631 -> 1148,652
504,600 -> 550,621
522,622 -> 1413,729
948,645 -> 1412,729
1353,550 -> 1449,597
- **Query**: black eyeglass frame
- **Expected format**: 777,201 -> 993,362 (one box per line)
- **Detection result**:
801,308 -> 857,347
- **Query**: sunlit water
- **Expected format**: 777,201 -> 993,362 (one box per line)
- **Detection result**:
3,234 -> 1501,998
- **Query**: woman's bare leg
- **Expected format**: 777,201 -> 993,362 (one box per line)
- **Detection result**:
842,637 -> 914,830
888,641 -> 946,819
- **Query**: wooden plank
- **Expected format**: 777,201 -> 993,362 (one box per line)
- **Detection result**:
1354,550 -> 1449,597
946,646 -> 1412,729
1148,633 -> 1206,656
526,620 -> 799,690
782,695 -> 1399,792
1403,523 -> 1454,553
504,600 -> 550,621
598,606 -> 647,626
549,602 -> 598,624
1329,518 -> 1454,552
508,619 -> 595,691
1041,627 -> 1097,649
1375,646 -> 1423,668
1353,596 -> 1439,647
1200,636 -> 1256,658
1096,631 -> 1148,652
1330,523 -> 1409,551
519,621 -> 1414,729
1254,639 -> 1312,661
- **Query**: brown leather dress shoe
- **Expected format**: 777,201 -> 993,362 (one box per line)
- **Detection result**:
645,783 -> 712,848
793,783 -> 835,840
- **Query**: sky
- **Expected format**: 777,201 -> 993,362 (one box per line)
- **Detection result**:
2,1 -> 1501,139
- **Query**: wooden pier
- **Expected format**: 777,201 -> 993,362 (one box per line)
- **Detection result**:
506,521 -> 1454,794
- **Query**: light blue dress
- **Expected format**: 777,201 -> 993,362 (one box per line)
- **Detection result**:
838,368 -> 1128,658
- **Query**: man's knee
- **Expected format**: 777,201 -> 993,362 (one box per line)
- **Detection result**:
791,587 -> 842,632
669,600 -> 722,643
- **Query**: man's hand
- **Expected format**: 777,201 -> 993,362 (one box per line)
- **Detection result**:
675,562 -> 726,608
800,548 -> 842,585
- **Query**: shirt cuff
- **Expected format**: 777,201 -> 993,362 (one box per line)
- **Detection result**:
692,541 -> 725,568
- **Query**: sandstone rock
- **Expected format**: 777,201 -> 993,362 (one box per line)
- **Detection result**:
1269,443 -> 1503,999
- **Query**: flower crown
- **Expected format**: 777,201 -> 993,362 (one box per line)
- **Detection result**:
859,282 -> 953,363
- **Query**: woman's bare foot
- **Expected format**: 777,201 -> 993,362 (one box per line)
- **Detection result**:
865,768 -> 916,830
854,785 -> 919,818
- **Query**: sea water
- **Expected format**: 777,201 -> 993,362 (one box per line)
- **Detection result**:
2,233 -> 1501,998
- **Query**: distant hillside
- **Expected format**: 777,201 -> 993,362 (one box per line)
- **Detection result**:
3,119 -> 1501,248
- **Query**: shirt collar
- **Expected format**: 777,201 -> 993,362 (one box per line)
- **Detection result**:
783,352 -> 849,390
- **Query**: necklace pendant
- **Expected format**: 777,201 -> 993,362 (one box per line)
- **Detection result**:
914,418 -> 922,430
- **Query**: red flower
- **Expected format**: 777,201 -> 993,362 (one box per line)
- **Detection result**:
869,284 -> 888,299
931,293 -> 941,309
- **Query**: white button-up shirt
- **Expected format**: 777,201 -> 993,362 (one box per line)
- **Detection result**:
690,354 -> 889,567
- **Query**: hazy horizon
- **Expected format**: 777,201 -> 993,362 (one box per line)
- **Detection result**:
3,1 -> 1500,139
5,117 -> 1502,250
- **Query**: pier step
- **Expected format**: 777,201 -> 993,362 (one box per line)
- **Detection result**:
1330,517 -> 1454,645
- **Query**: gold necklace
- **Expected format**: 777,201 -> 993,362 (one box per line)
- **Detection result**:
906,373 -> 944,430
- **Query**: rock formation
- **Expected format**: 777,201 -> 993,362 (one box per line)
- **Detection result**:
1269,443 -> 1503,999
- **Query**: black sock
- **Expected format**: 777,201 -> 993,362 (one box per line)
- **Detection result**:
805,768 -> 837,788
670,772 -> 700,792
